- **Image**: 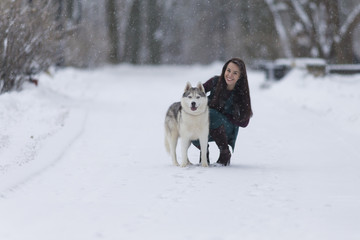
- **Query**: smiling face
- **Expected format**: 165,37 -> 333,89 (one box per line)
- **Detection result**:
224,62 -> 240,90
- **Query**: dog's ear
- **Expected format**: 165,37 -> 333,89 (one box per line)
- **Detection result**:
184,82 -> 192,92
197,81 -> 205,93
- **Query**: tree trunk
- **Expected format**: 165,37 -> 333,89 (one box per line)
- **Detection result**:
147,0 -> 162,64
332,4 -> 360,63
67,0 -> 74,19
106,0 -> 120,63
124,0 -> 142,64
264,0 -> 293,58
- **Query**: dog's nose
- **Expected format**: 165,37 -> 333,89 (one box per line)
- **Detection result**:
191,102 -> 196,107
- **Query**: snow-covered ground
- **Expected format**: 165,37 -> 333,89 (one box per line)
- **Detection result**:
0,64 -> 360,240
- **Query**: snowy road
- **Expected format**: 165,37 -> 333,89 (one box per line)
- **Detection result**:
1,65 -> 360,240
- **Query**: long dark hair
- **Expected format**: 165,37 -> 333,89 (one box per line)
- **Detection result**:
209,58 -> 253,123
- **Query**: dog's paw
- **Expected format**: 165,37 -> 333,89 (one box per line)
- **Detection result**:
180,162 -> 188,167
201,162 -> 209,167
173,161 -> 180,166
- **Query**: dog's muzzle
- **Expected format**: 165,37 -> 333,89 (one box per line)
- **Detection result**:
191,102 -> 197,111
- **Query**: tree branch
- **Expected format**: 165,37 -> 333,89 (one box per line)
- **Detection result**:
264,0 -> 293,58
337,5 -> 360,43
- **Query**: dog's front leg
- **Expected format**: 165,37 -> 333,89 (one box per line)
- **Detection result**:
180,139 -> 191,167
199,134 -> 209,167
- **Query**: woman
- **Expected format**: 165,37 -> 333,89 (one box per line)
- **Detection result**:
194,58 -> 253,166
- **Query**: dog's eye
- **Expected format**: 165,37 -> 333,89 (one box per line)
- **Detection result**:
196,96 -> 200,99
188,96 -> 192,99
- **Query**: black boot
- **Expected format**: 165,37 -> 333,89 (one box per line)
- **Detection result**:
210,125 -> 231,166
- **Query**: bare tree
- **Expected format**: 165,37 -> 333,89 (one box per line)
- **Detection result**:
264,0 -> 360,63
331,2 -> 360,63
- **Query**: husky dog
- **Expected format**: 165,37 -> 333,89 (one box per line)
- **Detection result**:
165,82 -> 209,167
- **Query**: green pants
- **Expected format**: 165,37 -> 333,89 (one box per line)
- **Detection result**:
193,108 -> 239,151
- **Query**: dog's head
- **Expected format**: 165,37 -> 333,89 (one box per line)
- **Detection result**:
181,82 -> 208,115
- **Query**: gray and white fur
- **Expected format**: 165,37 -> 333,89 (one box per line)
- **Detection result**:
164,82 -> 209,167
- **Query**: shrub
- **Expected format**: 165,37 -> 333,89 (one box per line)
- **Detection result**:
0,0 -> 62,93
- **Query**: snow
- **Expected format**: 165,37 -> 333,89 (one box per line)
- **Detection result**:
275,58 -> 326,68
328,64 -> 360,70
1,64 -> 360,240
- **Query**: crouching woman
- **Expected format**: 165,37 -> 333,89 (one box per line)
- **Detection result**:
194,58 -> 253,166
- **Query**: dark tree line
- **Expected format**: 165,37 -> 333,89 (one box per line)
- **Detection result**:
106,0 -> 360,64
1,0 -> 360,93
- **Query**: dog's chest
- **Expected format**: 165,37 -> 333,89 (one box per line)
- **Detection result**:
179,113 -> 208,138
